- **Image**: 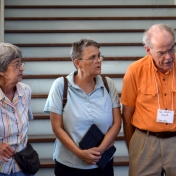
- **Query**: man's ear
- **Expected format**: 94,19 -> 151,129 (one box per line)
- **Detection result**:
144,46 -> 151,56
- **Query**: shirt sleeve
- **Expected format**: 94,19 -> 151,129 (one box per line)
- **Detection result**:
106,77 -> 121,108
120,66 -> 137,108
44,77 -> 64,115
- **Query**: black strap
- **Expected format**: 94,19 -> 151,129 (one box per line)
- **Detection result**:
62,76 -> 109,109
62,77 -> 68,109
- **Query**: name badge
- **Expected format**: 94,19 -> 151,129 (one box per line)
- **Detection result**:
157,109 -> 174,124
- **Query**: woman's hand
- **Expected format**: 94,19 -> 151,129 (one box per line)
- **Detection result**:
0,143 -> 15,162
78,148 -> 101,165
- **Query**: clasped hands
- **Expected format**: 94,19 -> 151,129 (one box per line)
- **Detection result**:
79,147 -> 102,166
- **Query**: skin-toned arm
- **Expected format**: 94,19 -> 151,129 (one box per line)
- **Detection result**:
122,105 -> 135,150
0,143 -> 15,162
96,107 -> 122,154
50,112 -> 101,165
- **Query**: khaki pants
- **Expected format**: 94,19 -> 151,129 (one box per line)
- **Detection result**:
129,128 -> 176,176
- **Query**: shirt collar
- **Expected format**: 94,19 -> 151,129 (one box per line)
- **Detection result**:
0,83 -> 25,101
66,71 -> 104,89
0,89 -> 5,101
16,82 -> 25,97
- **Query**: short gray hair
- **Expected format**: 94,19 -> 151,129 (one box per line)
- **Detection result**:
143,24 -> 175,48
0,43 -> 22,72
70,39 -> 100,62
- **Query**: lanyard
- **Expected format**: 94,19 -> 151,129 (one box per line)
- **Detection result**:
152,59 -> 174,110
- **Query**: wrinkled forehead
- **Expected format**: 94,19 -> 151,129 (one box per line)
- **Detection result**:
149,32 -> 174,49
82,45 -> 100,55
149,26 -> 174,40
10,58 -> 22,64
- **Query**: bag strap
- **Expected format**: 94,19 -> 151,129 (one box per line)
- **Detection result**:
102,76 -> 109,93
62,77 -> 68,109
62,76 -> 109,109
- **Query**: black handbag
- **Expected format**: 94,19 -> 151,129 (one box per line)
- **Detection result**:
13,143 -> 40,174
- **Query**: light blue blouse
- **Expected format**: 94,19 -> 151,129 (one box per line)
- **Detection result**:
44,71 -> 120,169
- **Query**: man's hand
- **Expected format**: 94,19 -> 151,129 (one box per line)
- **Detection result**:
122,105 -> 135,149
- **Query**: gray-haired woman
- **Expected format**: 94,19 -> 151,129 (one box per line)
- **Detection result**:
44,39 -> 122,176
0,43 -> 33,176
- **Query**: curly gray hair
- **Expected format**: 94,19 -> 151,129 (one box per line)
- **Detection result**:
0,43 -> 22,72
70,39 -> 100,62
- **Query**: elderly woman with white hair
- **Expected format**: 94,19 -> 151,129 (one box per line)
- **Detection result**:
0,43 -> 33,176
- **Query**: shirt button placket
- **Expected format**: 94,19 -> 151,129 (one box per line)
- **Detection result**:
86,96 -> 93,121
13,108 -> 20,144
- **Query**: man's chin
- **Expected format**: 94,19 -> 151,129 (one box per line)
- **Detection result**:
161,61 -> 173,69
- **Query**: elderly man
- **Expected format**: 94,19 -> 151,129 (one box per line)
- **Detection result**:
121,24 -> 176,176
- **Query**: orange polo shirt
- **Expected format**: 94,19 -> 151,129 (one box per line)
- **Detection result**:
121,54 -> 176,132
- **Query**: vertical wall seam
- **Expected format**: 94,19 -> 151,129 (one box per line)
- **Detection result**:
0,0 -> 4,42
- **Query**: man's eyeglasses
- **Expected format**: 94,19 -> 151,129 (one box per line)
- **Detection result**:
79,55 -> 104,63
151,45 -> 175,58
15,62 -> 25,69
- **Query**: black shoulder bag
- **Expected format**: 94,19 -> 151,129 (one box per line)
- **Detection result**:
13,143 -> 40,174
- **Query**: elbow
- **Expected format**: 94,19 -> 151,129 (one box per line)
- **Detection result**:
52,125 -> 64,136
